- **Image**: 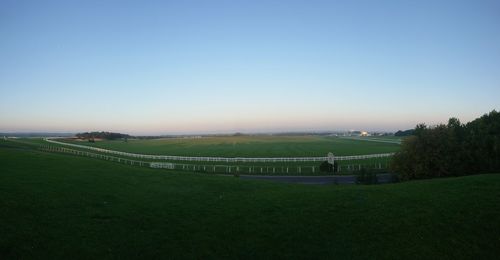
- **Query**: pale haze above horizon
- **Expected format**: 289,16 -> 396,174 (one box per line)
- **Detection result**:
1,0 -> 499,135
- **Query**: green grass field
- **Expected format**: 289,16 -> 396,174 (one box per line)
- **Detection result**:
8,138 -> 395,174
1,140 -> 499,259
60,135 -> 401,157
49,136 -> 398,173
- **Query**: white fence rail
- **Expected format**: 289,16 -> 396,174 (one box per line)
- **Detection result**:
44,138 -> 394,162
39,145 -> 389,175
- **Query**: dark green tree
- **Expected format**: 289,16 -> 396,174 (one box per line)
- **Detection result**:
391,110 -> 500,180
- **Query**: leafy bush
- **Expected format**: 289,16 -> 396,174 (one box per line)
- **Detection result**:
319,161 -> 338,173
319,161 -> 333,173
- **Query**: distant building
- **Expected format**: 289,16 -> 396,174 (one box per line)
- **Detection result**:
349,130 -> 361,136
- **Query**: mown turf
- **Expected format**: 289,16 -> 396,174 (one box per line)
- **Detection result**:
0,142 -> 499,259
10,138 -> 393,174
61,135 -> 400,157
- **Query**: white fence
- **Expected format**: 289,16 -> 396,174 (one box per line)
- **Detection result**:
39,145 -> 389,175
44,138 -> 394,163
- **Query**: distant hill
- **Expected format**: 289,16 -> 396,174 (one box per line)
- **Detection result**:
0,132 -> 74,138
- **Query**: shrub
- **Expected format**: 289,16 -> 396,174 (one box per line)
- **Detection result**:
319,161 -> 333,173
319,161 -> 338,173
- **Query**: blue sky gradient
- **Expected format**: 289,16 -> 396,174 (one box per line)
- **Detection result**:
1,0 -> 499,134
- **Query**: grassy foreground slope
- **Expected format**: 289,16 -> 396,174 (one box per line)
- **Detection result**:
1,143 -> 499,259
61,135 -> 400,157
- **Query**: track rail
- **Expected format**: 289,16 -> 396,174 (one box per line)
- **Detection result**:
45,138 -> 394,162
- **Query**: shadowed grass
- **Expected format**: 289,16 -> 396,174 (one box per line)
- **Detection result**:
0,141 -> 499,259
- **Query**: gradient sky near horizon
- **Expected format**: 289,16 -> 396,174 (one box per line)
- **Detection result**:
1,0 -> 499,134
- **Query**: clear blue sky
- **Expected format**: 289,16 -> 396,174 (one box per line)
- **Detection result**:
1,0 -> 499,134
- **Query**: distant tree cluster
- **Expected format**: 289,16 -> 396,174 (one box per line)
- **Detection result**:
394,129 -> 415,136
391,110 -> 500,180
76,131 -> 130,140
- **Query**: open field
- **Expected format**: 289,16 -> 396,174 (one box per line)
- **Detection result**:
6,137 -> 397,174
49,136 -> 396,173
1,140 -> 499,258
60,135 -> 401,157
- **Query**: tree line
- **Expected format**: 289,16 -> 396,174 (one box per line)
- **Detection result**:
76,132 -> 130,140
394,129 -> 415,136
391,110 -> 500,180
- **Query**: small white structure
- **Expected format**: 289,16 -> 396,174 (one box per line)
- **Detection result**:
360,131 -> 370,137
327,152 -> 335,165
149,162 -> 175,169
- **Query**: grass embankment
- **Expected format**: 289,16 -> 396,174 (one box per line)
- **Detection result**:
0,140 -> 499,259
